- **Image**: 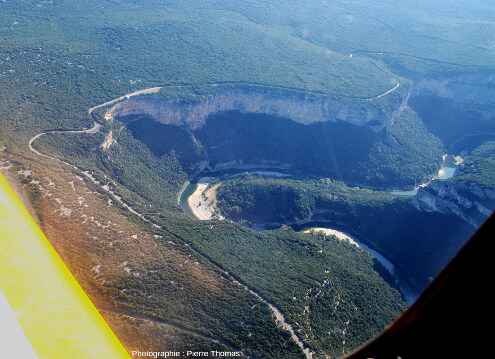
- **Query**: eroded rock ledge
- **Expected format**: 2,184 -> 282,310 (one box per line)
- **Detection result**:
108,87 -> 406,131
413,180 -> 495,227
410,73 -> 495,121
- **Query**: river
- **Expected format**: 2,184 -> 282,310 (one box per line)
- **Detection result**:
290,221 -> 420,305
391,155 -> 458,196
179,168 -> 426,305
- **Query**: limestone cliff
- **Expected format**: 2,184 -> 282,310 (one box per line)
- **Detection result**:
410,73 -> 495,121
109,87 -> 403,131
413,179 -> 495,227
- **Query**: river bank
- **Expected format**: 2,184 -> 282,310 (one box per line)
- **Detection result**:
293,221 -> 420,305
180,169 -> 293,220
179,170 -> 421,305
187,177 -> 224,220
26,92 -> 312,358
391,154 -> 459,196
303,227 -> 360,247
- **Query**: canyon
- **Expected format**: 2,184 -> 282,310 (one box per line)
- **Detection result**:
108,85 -> 407,132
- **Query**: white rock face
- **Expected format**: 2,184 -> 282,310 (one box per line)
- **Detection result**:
411,73 -> 495,121
109,87 -> 403,131
413,180 -> 495,227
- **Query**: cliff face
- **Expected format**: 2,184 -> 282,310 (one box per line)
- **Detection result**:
410,73 -> 495,121
109,87 -> 399,131
108,75 -> 495,135
413,180 -> 495,227
409,74 -> 495,225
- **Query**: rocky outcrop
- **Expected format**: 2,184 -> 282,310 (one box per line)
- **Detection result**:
413,179 -> 495,227
109,87 -> 401,131
411,73 -> 495,121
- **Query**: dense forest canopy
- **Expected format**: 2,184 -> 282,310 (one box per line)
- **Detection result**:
1,1 -> 494,358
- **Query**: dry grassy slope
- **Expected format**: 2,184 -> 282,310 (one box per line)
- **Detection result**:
0,151 -> 297,357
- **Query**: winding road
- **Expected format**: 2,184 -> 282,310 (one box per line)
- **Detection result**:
28,86 -> 316,359
87,87 -> 162,116
368,81 -> 400,100
26,78 -> 404,357
28,123 -> 101,157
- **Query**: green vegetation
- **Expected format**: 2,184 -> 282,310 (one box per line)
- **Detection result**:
103,312 -> 249,359
1,0 -> 494,152
2,0 -> 494,358
453,141 -> 495,189
121,107 -> 443,189
213,174 -> 478,291
2,159 -> 305,359
408,96 -> 495,153
357,107 -> 444,188
126,115 -> 201,167
35,126 -> 188,213
217,176 -> 401,224
20,174 -> 45,225
0,0 -> 400,155
34,106 -> 445,220
209,0 -> 495,77
164,215 -> 406,357
196,107 -> 443,189
33,126 -> 409,357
